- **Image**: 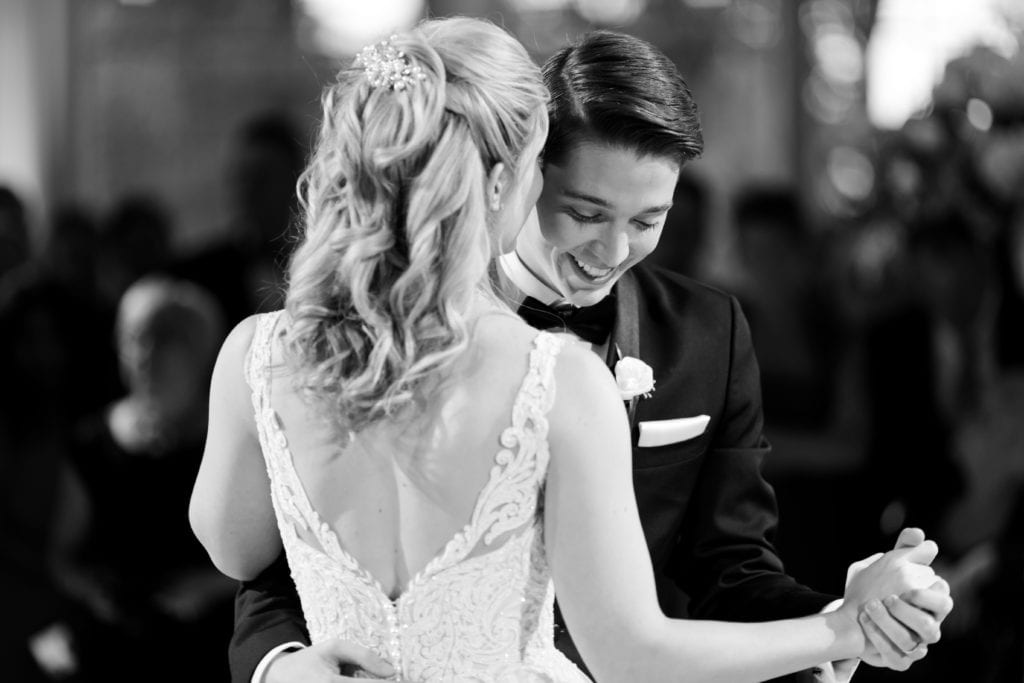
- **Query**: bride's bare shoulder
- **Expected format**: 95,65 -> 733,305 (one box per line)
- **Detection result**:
471,311 -> 537,350
552,340 -> 620,399
548,341 -> 629,447
473,318 -> 623,428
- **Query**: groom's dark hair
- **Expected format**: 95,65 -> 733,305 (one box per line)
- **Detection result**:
542,30 -> 703,167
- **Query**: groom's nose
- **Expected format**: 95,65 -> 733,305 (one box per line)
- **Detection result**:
594,227 -> 630,267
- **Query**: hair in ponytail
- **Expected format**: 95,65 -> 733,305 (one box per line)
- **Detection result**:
285,17 -> 546,436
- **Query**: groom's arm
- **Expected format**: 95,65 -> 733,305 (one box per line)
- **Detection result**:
229,552 -> 310,683
670,296 -> 836,620
667,297 -> 951,679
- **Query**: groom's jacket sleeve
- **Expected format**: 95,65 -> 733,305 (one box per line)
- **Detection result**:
669,295 -> 835,621
229,552 -> 310,683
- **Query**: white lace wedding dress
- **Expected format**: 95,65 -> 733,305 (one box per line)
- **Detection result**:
247,312 -> 591,682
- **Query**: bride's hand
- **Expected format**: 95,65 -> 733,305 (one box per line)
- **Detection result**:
851,529 -> 953,672
837,539 -> 939,654
266,639 -> 397,682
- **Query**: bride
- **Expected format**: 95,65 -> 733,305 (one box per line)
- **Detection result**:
190,17 -> 938,682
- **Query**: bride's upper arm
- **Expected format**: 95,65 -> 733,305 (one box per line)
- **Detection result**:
544,343 -> 666,680
189,315 -> 281,581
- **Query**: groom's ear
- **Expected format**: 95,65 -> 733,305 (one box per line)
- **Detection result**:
485,162 -> 509,212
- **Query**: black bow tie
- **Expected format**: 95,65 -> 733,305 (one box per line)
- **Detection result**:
517,294 -> 617,345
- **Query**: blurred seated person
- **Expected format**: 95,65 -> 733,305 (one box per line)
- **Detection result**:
170,113 -> 305,326
54,276 -> 235,682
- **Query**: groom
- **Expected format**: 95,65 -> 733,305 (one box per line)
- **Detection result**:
229,31 -> 952,683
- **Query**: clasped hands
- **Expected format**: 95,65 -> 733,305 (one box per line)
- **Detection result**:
834,527 -> 954,677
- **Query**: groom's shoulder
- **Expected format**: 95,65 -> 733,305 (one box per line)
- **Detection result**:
630,262 -> 738,325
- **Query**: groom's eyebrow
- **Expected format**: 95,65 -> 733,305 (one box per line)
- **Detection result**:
640,202 -> 673,215
561,188 -> 672,214
561,188 -> 611,207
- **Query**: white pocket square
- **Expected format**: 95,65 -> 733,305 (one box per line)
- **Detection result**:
637,415 -> 710,448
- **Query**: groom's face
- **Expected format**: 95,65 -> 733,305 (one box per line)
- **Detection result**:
523,141 -> 680,306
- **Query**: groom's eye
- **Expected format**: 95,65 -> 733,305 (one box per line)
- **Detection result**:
566,208 -> 603,224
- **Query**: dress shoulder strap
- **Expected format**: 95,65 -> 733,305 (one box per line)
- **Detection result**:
464,330 -> 566,550
244,310 -> 285,395
522,330 -> 566,420
244,310 -> 338,551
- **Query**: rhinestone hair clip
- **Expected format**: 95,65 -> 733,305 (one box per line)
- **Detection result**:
356,35 -> 427,91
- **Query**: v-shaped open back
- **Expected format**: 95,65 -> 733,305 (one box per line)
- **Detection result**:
246,311 -> 589,682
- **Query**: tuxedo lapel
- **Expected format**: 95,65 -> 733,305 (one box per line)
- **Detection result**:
613,269 -> 641,359
612,270 -> 642,441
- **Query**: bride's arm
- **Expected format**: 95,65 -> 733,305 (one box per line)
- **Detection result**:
544,344 -> 928,683
190,316 -> 282,581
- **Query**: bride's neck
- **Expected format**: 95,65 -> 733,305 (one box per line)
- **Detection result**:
466,283 -> 515,321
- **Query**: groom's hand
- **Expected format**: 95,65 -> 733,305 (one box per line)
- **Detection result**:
265,639 -> 397,682
857,528 -> 954,671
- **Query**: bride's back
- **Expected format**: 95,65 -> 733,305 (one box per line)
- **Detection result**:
266,311 -> 541,599
250,17 -> 551,603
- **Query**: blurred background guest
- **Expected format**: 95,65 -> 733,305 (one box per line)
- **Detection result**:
50,276 -> 233,683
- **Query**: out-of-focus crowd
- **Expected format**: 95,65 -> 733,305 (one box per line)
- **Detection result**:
1,114 -> 303,683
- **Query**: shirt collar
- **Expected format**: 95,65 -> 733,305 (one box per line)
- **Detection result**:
498,251 -> 564,306
498,250 -> 617,357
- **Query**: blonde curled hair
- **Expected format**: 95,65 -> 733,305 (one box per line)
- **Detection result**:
285,17 -> 547,435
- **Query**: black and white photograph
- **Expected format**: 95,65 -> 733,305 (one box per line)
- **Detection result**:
2,0 -> 1022,681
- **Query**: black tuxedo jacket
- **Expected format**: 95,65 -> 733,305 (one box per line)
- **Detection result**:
228,265 -> 836,682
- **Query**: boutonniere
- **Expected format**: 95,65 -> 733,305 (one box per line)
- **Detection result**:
614,356 -> 656,401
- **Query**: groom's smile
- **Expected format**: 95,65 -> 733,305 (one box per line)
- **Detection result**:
518,141 -> 680,307
568,252 -> 615,281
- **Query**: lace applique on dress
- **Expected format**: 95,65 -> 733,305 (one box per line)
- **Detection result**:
247,313 -> 590,682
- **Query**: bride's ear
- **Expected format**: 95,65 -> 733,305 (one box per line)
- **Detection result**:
485,162 -> 509,213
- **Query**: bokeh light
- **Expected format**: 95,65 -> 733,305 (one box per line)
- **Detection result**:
966,97 -> 995,131
827,145 -> 875,203
726,0 -> 783,50
296,0 -> 425,57
867,0 -> 1021,129
573,0 -> 648,25
814,30 -> 862,85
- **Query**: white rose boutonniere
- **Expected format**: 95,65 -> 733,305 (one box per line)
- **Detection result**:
614,357 -> 655,401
